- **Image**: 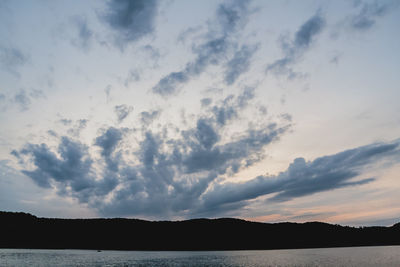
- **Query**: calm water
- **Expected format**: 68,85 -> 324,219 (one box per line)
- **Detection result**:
1,246 -> 400,266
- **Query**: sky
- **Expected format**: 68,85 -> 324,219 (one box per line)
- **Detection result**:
0,0 -> 400,226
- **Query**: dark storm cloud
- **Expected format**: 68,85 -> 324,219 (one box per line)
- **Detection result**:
350,0 -> 397,30
224,44 -> 258,85
114,104 -> 133,123
101,0 -> 159,47
152,0 -> 253,96
0,46 -> 28,77
266,13 -> 325,79
201,140 -> 400,212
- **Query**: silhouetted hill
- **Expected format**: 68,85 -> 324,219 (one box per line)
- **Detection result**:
1,211 -> 399,250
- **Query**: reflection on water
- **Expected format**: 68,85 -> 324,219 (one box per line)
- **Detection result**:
1,246 -> 400,266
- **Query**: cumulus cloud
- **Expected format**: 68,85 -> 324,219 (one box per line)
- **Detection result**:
17,138 -> 92,190
14,89 -> 292,218
114,104 -> 133,123
95,127 -> 123,172
101,0 -> 159,48
266,12 -> 325,79
201,140 -> 400,214
14,136 -> 118,203
152,0 -> 253,96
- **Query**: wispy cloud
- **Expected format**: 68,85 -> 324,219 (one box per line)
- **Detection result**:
70,15 -> 94,51
114,104 -> 134,123
224,44 -> 258,85
349,0 -> 398,31
266,12 -> 325,79
152,0 -> 253,96
0,46 -> 28,78
14,90 -> 31,111
201,140 -> 400,214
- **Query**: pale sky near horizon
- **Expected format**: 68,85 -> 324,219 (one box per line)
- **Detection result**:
1,0 -> 400,226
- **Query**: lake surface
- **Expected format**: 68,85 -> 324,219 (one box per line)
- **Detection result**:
1,246 -> 400,266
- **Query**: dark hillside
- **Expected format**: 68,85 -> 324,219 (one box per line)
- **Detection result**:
1,211 -> 399,250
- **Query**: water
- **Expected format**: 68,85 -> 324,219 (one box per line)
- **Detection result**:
1,246 -> 400,266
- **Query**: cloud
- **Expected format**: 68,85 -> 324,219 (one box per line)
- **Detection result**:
0,93 -> 7,111
152,0 -> 253,96
124,69 -> 140,87
140,110 -> 160,125
104,85 -> 112,102
17,138 -> 92,190
67,119 -> 88,137
14,90 -> 31,111
14,89 -> 291,218
7,88 -> 46,112
100,0 -> 159,48
266,12 -> 325,79
294,13 -> 325,49
29,89 -> 46,99
71,15 -> 94,51
201,98 -> 212,107
224,44 -> 258,85
114,104 -> 133,123
15,136 -> 117,203
47,130 -> 58,137
0,46 -> 28,77
152,71 -> 189,96
95,127 -> 123,172
349,0 -> 398,30
200,140 -> 400,213
59,118 -> 72,126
